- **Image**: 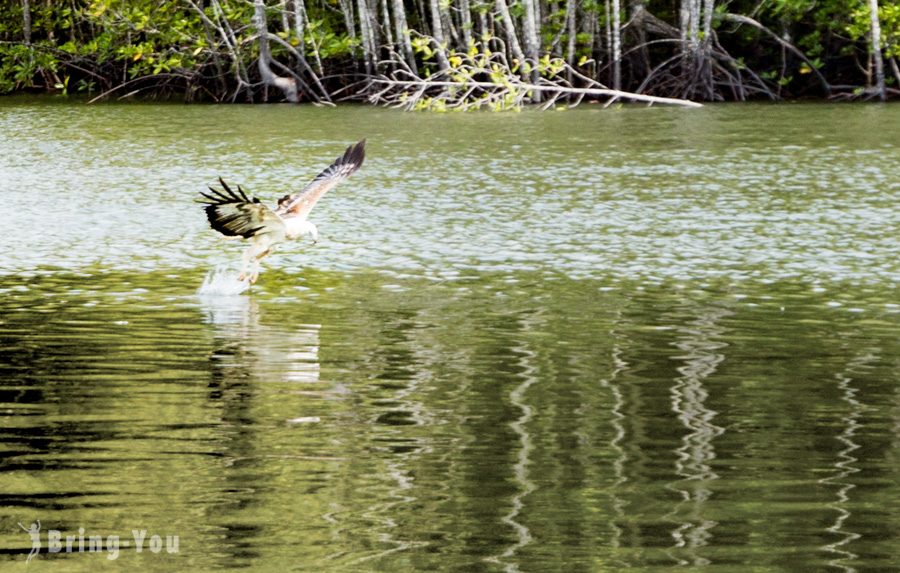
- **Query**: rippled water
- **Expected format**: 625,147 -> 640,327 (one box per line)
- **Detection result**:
1,99 -> 898,571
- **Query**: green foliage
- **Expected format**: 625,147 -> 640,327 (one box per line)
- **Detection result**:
0,0 -> 895,102
508,1 -> 525,19
85,0 -> 203,76
883,2 -> 900,57
304,20 -> 357,59
848,0 -> 900,57
411,36 -> 436,60
0,42 -> 58,93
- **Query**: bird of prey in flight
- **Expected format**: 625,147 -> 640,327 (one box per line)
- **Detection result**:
199,140 -> 366,283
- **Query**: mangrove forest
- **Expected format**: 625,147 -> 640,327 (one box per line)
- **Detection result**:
1,0 -> 898,107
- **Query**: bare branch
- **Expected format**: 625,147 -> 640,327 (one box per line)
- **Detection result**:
720,13 -> 832,95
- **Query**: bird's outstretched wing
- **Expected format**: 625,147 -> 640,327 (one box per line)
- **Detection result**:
276,140 -> 366,220
198,178 -> 285,239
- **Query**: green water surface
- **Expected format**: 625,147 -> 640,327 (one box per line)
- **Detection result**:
0,99 -> 898,571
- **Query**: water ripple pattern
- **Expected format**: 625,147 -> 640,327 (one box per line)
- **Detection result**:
1,102 -> 898,284
1,101 -> 900,572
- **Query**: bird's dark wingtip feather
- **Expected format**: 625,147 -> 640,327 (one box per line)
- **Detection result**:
348,139 -> 366,169
197,191 -> 222,204
202,177 -> 257,205
218,177 -> 243,201
204,186 -> 230,201
204,204 -> 235,237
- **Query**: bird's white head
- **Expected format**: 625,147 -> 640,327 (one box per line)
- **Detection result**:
286,219 -> 318,243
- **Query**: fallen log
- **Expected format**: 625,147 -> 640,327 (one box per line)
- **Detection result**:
371,77 -> 703,108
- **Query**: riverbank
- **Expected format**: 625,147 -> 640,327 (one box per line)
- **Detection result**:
2,0 -> 898,109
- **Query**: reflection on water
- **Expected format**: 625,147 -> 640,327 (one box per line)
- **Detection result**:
486,313 -> 540,573
597,337 -> 629,561
1,269 -> 899,571
200,293 -> 322,406
667,305 -> 729,566
819,349 -> 876,573
0,100 -> 899,571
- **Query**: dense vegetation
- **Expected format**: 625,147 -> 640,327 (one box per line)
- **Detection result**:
1,0 -> 897,107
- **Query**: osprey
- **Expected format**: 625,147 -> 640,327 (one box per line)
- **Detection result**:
199,140 -> 366,283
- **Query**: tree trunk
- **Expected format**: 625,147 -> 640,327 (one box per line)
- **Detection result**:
679,0 -> 691,52
604,0 -> 612,56
443,1 -> 459,47
22,0 -> 32,44
414,0 -> 429,36
429,0 -> 451,70
891,56 -> 900,89
291,0 -> 306,53
192,1 -> 228,94
208,0 -> 253,101
459,0 -> 474,48
356,0 -> 376,74
368,0 -> 381,51
478,3 -> 489,44
868,0 -> 886,101
522,0 -> 541,100
380,0 -> 394,47
281,0 -> 329,101
495,0 -> 527,67
679,0 -> 702,56
611,0 -> 621,90
280,0 -> 290,34
584,5 -> 597,79
293,0 -> 324,77
392,0 -> 418,73
689,0 -> 700,51
699,0 -> 714,98
338,0 -> 359,67
253,0 -> 298,102
565,0 -> 576,81
679,0 -> 709,98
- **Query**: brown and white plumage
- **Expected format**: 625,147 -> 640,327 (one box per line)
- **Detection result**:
199,140 -> 366,282
275,140 -> 366,219
198,179 -> 279,239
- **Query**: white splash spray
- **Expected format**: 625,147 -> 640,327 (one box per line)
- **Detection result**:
197,264 -> 251,296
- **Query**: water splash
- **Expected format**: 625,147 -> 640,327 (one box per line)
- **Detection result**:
197,264 -> 251,296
